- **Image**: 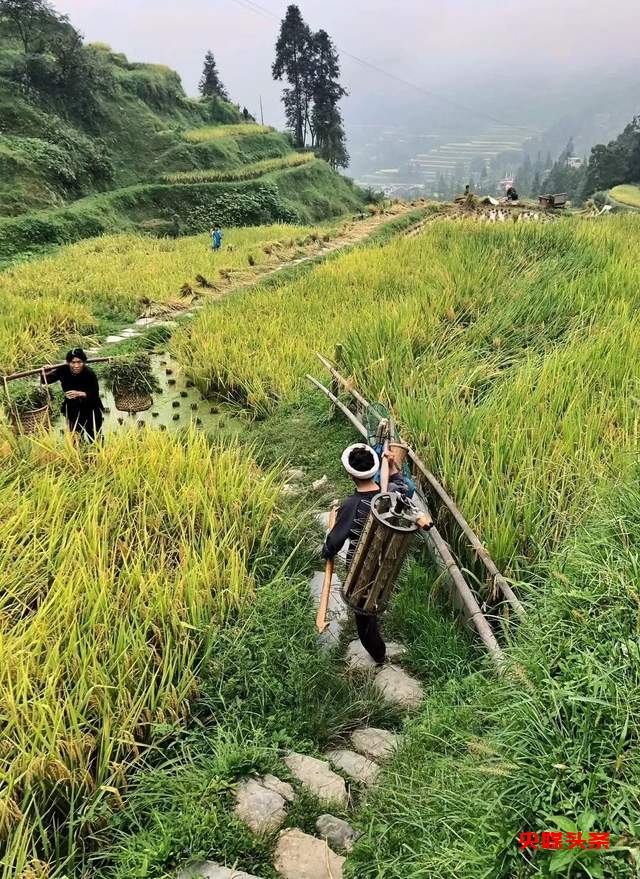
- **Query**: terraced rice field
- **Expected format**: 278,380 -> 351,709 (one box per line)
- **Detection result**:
172,216 -> 640,570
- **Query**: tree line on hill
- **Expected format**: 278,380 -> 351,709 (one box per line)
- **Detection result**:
200,5 -> 349,169
0,0 -> 114,120
513,116 -> 640,203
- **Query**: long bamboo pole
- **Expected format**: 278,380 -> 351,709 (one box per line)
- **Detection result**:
306,375 -> 368,439
3,358 -> 111,383
424,526 -> 504,668
408,448 -> 525,618
316,353 -> 371,413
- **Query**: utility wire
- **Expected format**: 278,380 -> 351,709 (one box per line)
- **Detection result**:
228,0 -> 536,134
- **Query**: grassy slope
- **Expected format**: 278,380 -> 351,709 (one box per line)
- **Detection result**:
0,161 -> 363,267
609,184 -> 640,209
0,40 -> 365,262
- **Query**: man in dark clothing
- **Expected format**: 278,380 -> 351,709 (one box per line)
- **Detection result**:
42,348 -> 104,442
322,443 -> 433,665
506,186 -> 519,202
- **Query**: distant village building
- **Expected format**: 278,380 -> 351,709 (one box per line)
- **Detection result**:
566,156 -> 584,169
499,175 -> 514,192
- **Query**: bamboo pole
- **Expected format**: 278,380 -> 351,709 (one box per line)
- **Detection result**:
316,505 -> 338,633
3,358 -> 111,383
316,352 -> 371,413
305,375 -> 368,439
408,448 -> 525,618
424,525 -> 505,669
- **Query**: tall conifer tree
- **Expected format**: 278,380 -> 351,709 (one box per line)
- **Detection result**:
272,5 -> 313,148
199,49 -> 228,101
310,29 -> 348,168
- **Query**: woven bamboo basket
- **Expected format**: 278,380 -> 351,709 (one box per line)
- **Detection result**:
341,493 -> 418,616
113,389 -> 153,413
10,405 -> 51,435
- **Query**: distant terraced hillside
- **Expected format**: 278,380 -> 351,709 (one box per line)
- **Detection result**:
0,35 -> 364,262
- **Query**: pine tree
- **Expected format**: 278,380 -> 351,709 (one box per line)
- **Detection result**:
310,29 -> 348,168
199,50 -> 228,101
272,5 -> 313,148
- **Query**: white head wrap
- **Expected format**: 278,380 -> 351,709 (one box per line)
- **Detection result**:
341,443 -> 380,480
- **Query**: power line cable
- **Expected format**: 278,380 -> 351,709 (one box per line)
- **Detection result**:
227,0 -> 536,134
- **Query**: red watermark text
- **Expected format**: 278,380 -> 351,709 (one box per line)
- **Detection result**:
519,832 -> 610,851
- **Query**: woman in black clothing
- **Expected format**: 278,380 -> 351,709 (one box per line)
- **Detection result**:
43,348 -> 105,441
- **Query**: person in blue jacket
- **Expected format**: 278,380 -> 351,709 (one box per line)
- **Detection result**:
211,225 -> 223,251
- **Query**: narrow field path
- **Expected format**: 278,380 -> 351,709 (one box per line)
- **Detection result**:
88,205 -> 425,355
176,482 -> 428,879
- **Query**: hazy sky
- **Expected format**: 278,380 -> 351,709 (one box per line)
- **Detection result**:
60,0 -> 638,130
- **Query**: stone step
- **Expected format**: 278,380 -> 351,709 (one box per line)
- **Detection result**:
374,664 -> 424,709
345,639 -> 406,672
324,749 -> 380,786
261,774 -> 296,802
284,752 -> 348,807
273,828 -> 345,879
315,814 -> 361,852
350,727 -> 400,762
234,777 -> 292,834
178,863 -> 262,879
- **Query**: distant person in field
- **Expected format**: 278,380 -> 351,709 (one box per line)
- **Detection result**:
211,225 -> 223,251
242,106 -> 250,122
322,444 -> 432,665
42,348 -> 104,442
506,186 -> 519,202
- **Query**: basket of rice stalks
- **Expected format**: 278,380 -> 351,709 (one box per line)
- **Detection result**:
105,355 -> 160,413
3,380 -> 51,435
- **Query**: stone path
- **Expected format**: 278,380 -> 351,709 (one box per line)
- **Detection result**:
177,503 -> 426,879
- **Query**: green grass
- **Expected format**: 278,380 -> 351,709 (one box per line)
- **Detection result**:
184,124 -> 273,143
610,184 -> 640,208
347,473 -> 640,879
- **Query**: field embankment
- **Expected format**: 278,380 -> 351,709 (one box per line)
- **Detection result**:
0,160 -> 364,267
609,184 -> 640,209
